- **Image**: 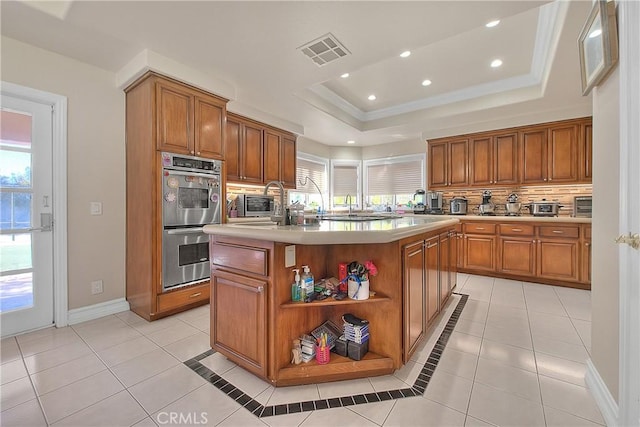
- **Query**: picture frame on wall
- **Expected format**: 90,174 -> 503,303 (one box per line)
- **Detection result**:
578,0 -> 619,96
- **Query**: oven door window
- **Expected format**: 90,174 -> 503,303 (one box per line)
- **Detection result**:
179,241 -> 209,266
178,187 -> 209,209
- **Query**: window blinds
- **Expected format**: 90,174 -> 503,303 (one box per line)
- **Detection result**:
296,158 -> 327,193
366,159 -> 423,195
333,164 -> 358,196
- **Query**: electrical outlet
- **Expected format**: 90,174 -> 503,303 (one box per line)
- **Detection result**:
90,202 -> 102,215
91,280 -> 103,295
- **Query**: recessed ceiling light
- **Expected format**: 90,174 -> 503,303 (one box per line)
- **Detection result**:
589,29 -> 602,39
341,73 -> 350,78
368,94 -> 377,101
491,59 -> 503,68
486,20 -> 500,28
347,140 -> 355,144
400,50 -> 411,58
421,79 -> 432,86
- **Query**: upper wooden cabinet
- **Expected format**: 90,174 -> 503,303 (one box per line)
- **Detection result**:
469,132 -> 518,186
225,114 -> 264,185
521,122 -> 579,184
428,139 -> 469,188
428,117 -> 592,190
154,76 -> 227,159
225,113 -> 297,188
264,130 -> 297,189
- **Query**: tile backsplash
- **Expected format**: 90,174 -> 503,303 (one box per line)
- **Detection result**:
441,185 -> 592,216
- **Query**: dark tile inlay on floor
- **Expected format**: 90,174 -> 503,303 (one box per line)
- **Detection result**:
185,293 -> 469,418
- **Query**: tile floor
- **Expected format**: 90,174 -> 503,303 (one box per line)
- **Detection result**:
0,274 -> 603,426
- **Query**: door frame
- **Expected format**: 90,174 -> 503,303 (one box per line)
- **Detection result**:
1,81 -> 68,329
618,1 -> 640,425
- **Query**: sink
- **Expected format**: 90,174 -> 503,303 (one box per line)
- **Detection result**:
231,221 -> 279,228
321,214 -> 401,222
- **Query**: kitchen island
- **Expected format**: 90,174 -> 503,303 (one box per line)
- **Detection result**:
203,216 -> 458,386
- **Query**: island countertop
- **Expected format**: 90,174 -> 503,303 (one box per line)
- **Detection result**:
203,216 -> 459,245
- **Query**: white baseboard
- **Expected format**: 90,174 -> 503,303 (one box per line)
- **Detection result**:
67,298 -> 131,325
586,358 -> 619,426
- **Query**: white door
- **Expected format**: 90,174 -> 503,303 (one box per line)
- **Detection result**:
0,95 -> 54,337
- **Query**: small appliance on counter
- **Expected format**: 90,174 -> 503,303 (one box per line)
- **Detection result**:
235,194 -> 275,217
413,189 -> 426,214
449,197 -> 468,215
526,199 -> 563,217
425,191 -> 444,214
476,190 -> 496,215
505,193 -> 522,216
574,196 -> 592,217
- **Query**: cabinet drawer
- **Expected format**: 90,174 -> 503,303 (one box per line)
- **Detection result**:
538,225 -> 580,239
499,224 -> 534,236
212,243 -> 268,276
463,223 -> 496,234
157,282 -> 210,313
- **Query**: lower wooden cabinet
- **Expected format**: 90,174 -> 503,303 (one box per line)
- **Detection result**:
464,234 -> 496,271
439,232 -> 452,306
459,220 -> 590,289
403,241 -> 426,361
425,237 -> 440,325
211,269 -> 267,378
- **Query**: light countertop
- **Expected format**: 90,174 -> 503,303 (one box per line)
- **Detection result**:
209,213 -> 591,245
205,216 -> 459,245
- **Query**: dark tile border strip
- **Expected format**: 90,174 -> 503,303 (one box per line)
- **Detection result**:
185,294 -> 469,418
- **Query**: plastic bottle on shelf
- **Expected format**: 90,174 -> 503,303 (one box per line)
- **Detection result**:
291,269 -> 301,302
301,265 -> 314,298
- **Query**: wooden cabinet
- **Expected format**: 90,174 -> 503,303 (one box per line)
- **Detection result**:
582,225 -> 592,283
155,77 -> 226,159
458,220 -> 589,289
463,223 -> 496,272
428,139 -> 469,188
225,114 -> 264,184
498,224 -> 535,276
428,117 -> 591,189
439,230 -> 457,306
226,113 -> 297,187
425,236 -> 440,325
403,241 -> 426,361
580,120 -> 593,182
264,130 -> 297,189
211,269 -> 267,378
124,72 -> 225,321
470,132 -> 518,186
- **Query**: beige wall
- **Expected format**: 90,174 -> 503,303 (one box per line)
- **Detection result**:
2,36 -> 126,310
591,68 -> 620,402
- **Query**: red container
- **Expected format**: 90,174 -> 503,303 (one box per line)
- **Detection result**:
316,345 -> 330,364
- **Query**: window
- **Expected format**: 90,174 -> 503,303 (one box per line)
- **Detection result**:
289,153 -> 328,213
331,159 -> 361,209
364,154 -> 425,210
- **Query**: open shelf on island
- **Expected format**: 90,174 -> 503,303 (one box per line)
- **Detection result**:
280,293 -> 391,308
276,351 -> 394,386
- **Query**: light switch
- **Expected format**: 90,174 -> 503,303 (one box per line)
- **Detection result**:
285,245 -> 296,268
90,202 -> 102,215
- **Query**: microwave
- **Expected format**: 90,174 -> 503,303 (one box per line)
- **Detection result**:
574,196 -> 592,218
235,194 -> 274,217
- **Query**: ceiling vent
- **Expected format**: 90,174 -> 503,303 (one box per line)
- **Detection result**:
298,33 -> 350,67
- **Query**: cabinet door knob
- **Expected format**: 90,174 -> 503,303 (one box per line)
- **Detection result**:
197,151 -> 201,155
257,286 -> 264,293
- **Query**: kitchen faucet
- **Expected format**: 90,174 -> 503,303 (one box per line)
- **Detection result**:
298,176 -> 325,218
345,194 -> 353,215
263,180 -> 287,225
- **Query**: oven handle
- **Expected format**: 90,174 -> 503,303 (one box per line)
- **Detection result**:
166,227 -> 205,235
165,170 -> 218,180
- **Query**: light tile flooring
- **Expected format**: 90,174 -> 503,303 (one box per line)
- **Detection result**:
0,274 -> 603,426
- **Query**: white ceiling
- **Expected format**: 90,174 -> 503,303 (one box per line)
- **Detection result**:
0,0 -> 593,146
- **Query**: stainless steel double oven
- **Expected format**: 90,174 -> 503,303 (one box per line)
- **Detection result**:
161,152 -> 222,291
